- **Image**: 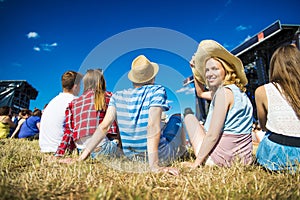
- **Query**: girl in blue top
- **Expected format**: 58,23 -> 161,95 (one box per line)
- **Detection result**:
183,40 -> 253,168
19,108 -> 41,140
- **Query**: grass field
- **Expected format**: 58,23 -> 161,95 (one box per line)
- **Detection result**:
1,139 -> 299,200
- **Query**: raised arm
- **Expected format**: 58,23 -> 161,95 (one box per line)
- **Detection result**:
190,54 -> 212,100
194,78 -> 212,100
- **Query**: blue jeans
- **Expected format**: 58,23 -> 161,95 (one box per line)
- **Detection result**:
77,140 -> 119,159
159,114 -> 186,165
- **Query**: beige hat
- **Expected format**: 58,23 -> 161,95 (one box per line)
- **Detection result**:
128,55 -> 159,84
192,40 -> 248,86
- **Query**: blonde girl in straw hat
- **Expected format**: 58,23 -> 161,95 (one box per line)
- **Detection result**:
183,40 -> 253,168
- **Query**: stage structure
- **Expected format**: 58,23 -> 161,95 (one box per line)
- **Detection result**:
0,80 -> 38,114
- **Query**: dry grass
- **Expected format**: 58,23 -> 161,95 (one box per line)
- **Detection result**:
1,139 -> 299,200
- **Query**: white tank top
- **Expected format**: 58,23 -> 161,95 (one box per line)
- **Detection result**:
265,83 -> 300,137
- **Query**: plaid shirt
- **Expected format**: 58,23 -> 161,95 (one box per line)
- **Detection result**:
55,90 -> 120,156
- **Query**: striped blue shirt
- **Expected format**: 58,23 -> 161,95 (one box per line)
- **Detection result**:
109,85 -> 169,157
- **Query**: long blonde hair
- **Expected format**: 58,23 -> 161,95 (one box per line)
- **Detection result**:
83,69 -> 107,111
269,44 -> 300,119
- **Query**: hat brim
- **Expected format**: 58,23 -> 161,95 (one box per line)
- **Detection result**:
193,40 -> 248,86
128,62 -> 159,84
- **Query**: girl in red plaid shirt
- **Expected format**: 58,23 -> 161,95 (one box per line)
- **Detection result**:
55,69 -> 122,158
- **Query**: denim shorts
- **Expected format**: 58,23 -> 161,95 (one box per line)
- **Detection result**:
256,131 -> 300,171
78,140 -> 120,159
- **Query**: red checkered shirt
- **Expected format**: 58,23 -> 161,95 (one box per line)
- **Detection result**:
55,90 -> 119,156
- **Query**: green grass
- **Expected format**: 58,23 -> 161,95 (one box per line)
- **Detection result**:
1,139 -> 299,200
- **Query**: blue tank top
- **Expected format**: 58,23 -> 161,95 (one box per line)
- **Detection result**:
204,84 -> 253,134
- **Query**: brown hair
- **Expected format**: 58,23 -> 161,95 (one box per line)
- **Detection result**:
32,108 -> 42,117
20,109 -> 31,117
61,71 -> 83,91
0,106 -> 10,115
83,69 -> 107,111
269,44 -> 300,119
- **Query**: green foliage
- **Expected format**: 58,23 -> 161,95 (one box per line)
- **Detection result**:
1,139 -> 299,200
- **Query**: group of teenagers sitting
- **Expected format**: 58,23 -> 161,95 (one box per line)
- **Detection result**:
5,39 -> 299,175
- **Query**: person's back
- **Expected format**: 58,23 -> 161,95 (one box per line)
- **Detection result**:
264,83 -> 300,136
39,71 -> 83,152
18,109 -> 42,139
255,44 -> 300,171
111,84 -> 169,157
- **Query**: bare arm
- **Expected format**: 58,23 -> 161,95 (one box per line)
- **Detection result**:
10,119 -> 25,138
36,122 -> 40,131
190,55 -> 212,100
255,86 -> 268,131
78,106 -> 116,161
193,87 -> 232,166
194,78 -> 212,100
147,107 -> 179,175
3,116 -> 16,128
147,107 -> 162,169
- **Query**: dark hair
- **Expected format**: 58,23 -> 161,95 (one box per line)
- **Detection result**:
61,70 -> 83,91
20,109 -> 31,117
0,106 -> 10,115
32,108 -> 42,117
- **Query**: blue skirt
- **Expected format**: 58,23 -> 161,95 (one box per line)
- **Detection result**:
256,132 -> 300,171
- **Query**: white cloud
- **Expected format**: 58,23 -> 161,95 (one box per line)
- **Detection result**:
166,100 -> 173,104
27,32 -> 39,39
33,46 -> 41,51
244,35 -> 252,42
50,42 -> 58,47
11,62 -> 22,67
176,87 -> 195,95
235,25 -> 252,31
223,43 -> 231,49
33,42 -> 58,52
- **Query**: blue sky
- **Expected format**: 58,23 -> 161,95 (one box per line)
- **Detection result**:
0,0 -> 299,116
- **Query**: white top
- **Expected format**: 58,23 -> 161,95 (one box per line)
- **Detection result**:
39,92 -> 76,152
265,83 -> 300,137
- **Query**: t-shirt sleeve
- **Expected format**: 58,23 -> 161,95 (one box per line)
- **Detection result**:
149,86 -> 170,111
109,93 -> 116,107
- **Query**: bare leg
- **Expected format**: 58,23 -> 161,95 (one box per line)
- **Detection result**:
184,114 -> 206,155
180,126 -> 186,146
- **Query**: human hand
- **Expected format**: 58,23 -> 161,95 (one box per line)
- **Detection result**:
181,161 -> 198,169
44,155 -> 60,163
189,55 -> 195,68
58,157 -> 77,164
151,166 -> 180,176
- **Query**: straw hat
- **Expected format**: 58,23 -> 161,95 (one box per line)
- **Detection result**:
128,55 -> 159,84
192,40 -> 248,86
